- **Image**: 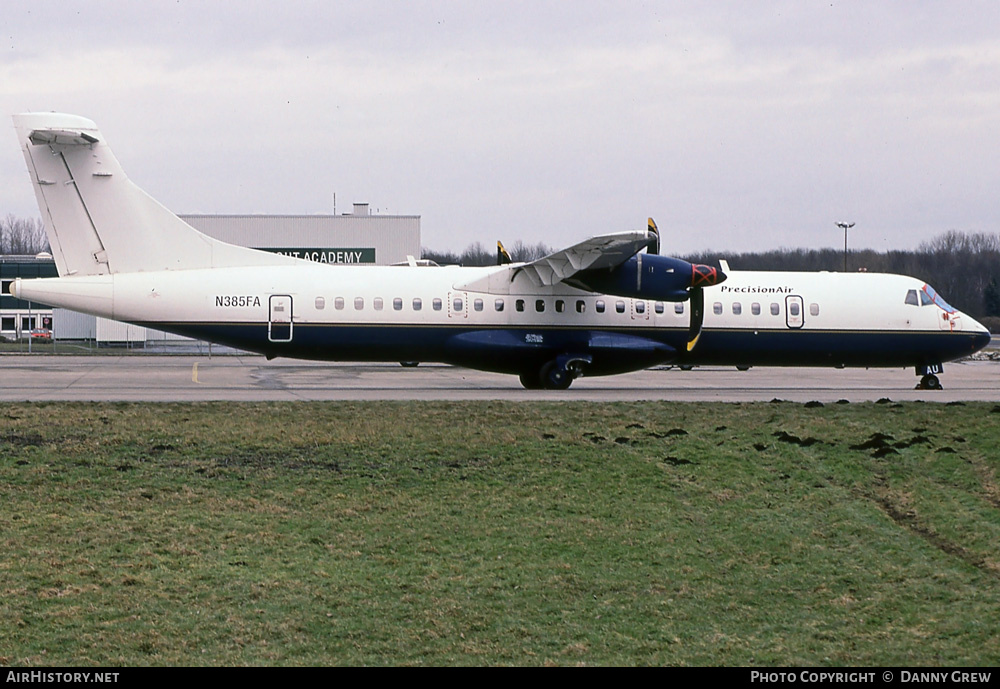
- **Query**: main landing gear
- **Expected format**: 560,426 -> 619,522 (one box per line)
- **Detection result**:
519,354 -> 592,390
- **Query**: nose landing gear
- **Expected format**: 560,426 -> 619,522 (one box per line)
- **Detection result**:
917,373 -> 942,390
916,364 -> 944,390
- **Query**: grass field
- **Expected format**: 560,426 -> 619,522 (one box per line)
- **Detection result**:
2,401 -> 999,666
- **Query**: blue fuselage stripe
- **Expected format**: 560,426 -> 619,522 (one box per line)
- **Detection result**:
137,321 -> 988,375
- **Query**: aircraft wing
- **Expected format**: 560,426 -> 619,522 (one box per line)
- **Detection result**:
511,230 -> 651,286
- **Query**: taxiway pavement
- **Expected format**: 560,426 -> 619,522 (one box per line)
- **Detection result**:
1,355 -> 997,402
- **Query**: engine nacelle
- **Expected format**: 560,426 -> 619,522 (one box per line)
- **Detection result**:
565,254 -> 725,302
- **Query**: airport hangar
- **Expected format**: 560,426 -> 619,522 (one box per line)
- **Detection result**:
0,205 -> 421,345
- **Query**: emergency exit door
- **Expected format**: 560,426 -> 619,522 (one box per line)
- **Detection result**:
785,295 -> 804,329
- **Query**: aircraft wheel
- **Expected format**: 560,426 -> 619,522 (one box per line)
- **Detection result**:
918,373 -> 942,390
540,361 -> 574,390
519,371 -> 543,390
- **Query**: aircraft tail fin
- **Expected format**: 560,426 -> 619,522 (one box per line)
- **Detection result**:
12,113 -> 295,276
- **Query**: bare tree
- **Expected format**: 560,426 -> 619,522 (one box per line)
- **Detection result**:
1,215 -> 49,254
459,241 -> 494,267
507,240 -> 551,262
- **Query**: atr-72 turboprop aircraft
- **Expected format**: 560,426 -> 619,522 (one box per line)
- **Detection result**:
9,113 -> 991,389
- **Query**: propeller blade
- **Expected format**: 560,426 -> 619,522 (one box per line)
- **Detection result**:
647,218 -> 660,255
497,240 -> 512,265
687,287 -> 704,352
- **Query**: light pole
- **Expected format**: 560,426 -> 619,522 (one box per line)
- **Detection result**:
836,222 -> 855,271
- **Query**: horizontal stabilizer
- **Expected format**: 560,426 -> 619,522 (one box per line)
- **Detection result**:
28,128 -> 99,146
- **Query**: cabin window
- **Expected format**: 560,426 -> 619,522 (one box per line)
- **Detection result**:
413,298 -> 422,311
732,302 -> 742,315
751,302 -> 761,316
315,297 -> 326,310
555,300 -> 565,313
655,302 -> 664,314
495,298 -> 505,312
713,302 -> 723,315
354,297 -> 364,310
675,303 -> 684,315
596,300 -> 606,313
454,298 -> 464,312
393,297 -> 403,311
516,299 -> 525,312
789,301 -> 800,317
576,300 -> 586,313
770,303 -> 780,316
809,303 -> 820,316
635,301 -> 645,314
474,298 -> 484,311
616,300 -> 626,314
374,297 -> 383,311
905,289 -> 919,306
535,299 -> 545,313
432,298 -> 442,311
335,297 -> 345,310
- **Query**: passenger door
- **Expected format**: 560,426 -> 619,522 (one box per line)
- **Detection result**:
269,295 -> 293,342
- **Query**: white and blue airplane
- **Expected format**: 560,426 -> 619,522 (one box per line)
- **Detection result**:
9,113 -> 991,389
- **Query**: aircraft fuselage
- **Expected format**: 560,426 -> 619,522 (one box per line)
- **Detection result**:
13,262 -> 990,380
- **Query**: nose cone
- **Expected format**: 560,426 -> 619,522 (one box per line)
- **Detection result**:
975,329 -> 992,351
971,322 -> 992,353
962,314 -> 992,354
692,264 -> 726,287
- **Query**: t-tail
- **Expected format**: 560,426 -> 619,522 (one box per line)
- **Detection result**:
12,112 -> 296,277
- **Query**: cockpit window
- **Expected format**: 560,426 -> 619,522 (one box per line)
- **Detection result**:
921,284 -> 955,313
906,285 -> 955,312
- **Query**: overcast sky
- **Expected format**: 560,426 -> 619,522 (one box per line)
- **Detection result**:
2,1 -> 998,255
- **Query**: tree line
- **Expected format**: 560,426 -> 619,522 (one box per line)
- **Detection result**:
421,240 -> 552,267
425,230 -> 1000,325
683,230 -> 1000,323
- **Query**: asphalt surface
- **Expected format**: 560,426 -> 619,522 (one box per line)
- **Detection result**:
1,355 -> 997,402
